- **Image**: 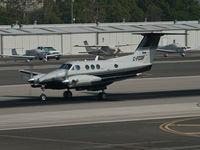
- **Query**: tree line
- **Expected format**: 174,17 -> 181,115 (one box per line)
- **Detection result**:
0,0 -> 200,25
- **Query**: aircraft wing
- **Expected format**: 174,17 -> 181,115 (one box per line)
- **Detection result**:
0,54 -> 36,59
115,44 -> 135,47
74,45 -> 109,48
19,69 -> 42,76
75,44 -> 133,48
156,49 -> 177,53
78,52 -> 88,53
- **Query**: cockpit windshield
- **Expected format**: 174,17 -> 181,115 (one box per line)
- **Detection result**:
59,64 -> 72,70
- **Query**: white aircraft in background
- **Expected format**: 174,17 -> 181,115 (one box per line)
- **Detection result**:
20,33 -> 182,101
1,47 -> 61,62
74,41 -> 133,57
157,43 -> 192,57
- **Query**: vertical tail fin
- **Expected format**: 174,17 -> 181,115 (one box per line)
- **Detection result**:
134,33 -> 164,64
83,40 -> 92,52
12,48 -> 18,56
136,33 -> 164,50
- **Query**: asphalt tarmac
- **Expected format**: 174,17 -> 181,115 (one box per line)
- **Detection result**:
0,53 -> 200,85
1,117 -> 200,150
0,52 -> 200,150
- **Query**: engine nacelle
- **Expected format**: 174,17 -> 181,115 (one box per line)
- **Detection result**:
66,75 -> 102,87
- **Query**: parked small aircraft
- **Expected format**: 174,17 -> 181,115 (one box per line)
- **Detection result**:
157,43 -> 191,57
74,41 -> 132,56
1,47 -> 61,62
20,33 -> 181,101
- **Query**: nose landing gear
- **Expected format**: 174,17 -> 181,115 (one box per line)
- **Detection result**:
40,86 -> 47,101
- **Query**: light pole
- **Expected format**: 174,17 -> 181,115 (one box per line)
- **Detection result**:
71,0 -> 74,24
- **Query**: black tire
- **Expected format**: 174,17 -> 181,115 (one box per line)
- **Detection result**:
98,92 -> 107,100
40,93 -> 47,101
164,54 -> 168,57
63,91 -> 72,99
56,57 -> 60,60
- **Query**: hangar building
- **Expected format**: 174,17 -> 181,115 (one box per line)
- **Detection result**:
0,21 -> 200,55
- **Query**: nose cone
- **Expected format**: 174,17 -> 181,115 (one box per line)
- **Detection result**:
39,69 -> 66,83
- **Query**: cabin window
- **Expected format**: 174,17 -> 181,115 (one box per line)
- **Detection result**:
85,65 -> 89,70
114,64 -> 118,68
91,64 -> 95,70
59,64 -> 72,70
75,65 -> 81,70
96,64 -> 100,69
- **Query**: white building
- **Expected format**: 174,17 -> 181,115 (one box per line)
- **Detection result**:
0,21 -> 200,55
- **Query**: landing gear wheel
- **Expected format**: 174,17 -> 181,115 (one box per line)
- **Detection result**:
63,91 -> 72,99
40,93 -> 47,101
98,92 -> 107,100
181,53 -> 185,57
164,53 -> 168,57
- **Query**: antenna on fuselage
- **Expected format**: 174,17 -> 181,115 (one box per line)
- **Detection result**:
95,55 -> 99,61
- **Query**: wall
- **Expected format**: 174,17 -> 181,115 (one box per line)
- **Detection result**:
2,34 -> 62,55
0,35 -> 2,54
1,29 -> 200,55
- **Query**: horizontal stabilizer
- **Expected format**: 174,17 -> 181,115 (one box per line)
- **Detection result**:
0,54 -> 35,59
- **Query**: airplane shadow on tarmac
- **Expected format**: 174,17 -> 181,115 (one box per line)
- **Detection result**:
0,89 -> 200,108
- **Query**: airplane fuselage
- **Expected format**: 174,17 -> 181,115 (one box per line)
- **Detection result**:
35,53 -> 151,91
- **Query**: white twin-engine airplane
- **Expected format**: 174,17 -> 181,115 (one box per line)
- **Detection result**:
20,33 -> 178,101
74,41 -> 132,56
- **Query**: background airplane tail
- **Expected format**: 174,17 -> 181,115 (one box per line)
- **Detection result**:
134,33 -> 164,64
12,48 -> 18,56
83,40 -> 92,52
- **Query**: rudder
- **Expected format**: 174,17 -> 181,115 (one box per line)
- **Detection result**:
134,33 -> 164,64
83,40 -> 92,52
12,48 -> 18,55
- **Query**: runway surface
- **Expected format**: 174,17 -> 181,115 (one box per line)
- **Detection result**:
0,75 -> 199,149
0,53 -> 200,149
0,55 -> 200,85
0,117 -> 200,150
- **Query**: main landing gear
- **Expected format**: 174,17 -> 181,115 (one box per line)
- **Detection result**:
163,53 -> 168,57
98,90 -> 107,100
63,90 -> 72,99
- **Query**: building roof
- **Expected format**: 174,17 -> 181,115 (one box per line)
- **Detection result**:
0,21 -> 200,36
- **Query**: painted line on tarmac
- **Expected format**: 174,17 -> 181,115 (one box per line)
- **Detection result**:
160,117 -> 200,138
